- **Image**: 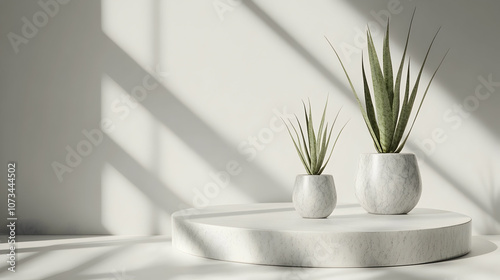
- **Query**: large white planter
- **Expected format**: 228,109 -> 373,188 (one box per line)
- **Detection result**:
355,153 -> 422,215
293,174 -> 337,218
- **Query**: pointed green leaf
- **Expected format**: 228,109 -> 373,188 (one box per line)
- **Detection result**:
367,29 -> 394,152
392,9 -> 414,130
283,120 -> 311,174
318,125 -> 336,174
316,107 -> 342,173
316,95 -> 329,155
396,50 -> 449,152
325,36 -> 383,152
404,59 -> 411,105
324,107 -> 342,153
362,55 -> 380,142
306,100 -> 317,172
316,122 -> 329,174
318,121 -> 349,175
294,114 -> 311,166
383,20 -> 394,106
391,59 -> 411,151
287,119 -> 304,155
321,122 -> 329,150
393,27 -> 441,151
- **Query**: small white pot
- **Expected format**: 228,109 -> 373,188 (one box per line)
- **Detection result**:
293,174 -> 337,218
355,153 -> 422,215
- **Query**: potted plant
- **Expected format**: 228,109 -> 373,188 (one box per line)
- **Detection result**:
326,13 -> 448,214
283,98 -> 347,218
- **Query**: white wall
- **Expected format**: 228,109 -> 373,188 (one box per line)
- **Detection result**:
0,0 -> 499,235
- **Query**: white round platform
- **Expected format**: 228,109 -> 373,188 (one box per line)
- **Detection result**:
172,203 -> 471,267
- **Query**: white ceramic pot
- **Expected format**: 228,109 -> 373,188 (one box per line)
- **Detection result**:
293,174 -> 337,218
355,153 -> 422,215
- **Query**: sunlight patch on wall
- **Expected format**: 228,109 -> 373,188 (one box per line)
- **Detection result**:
102,0 -> 156,69
158,123 -> 252,209
102,163 -> 159,235
101,73 -> 159,172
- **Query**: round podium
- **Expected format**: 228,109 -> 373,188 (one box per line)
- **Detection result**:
172,203 -> 471,267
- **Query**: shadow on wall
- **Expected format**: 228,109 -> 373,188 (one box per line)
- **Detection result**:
0,0 -> 291,235
101,33 -> 290,203
0,0 -> 106,234
1,0 -> 499,235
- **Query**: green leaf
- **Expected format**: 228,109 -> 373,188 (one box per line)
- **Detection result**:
294,114 -> 311,167
316,107 -> 342,173
287,119 -> 304,156
325,36 -> 383,152
392,9 -> 414,132
393,27 -> 441,151
284,100 -> 347,174
362,55 -> 380,143
316,95 -> 329,155
396,49 -> 449,152
383,20 -> 394,106
282,120 -> 311,174
324,108 -> 341,154
367,29 -> 394,152
318,121 -> 349,174
318,109 -> 341,173
316,122 -> 329,173
306,100 -> 317,172
404,59 -> 411,105
391,59 -> 411,151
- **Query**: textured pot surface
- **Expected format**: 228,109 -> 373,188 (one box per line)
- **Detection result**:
293,174 -> 337,218
355,153 -> 422,215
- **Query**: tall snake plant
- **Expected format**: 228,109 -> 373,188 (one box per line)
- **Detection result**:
326,13 -> 448,153
283,98 -> 347,175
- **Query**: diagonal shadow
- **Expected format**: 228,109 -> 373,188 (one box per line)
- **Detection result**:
419,154 -> 500,224
0,237 -> 172,277
70,263 -> 232,280
0,250 -> 48,275
241,0 -> 500,226
104,136 -> 190,214
39,243 -> 134,280
0,237 -> 170,279
241,0 -> 355,103
101,33 -> 289,202
0,236 -> 171,255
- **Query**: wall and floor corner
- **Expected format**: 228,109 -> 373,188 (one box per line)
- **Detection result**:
0,0 -> 499,236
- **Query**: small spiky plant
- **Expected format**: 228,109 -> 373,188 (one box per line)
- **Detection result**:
326,13 -> 448,153
283,98 -> 347,175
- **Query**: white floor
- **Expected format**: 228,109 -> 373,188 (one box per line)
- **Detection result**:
0,235 -> 499,280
